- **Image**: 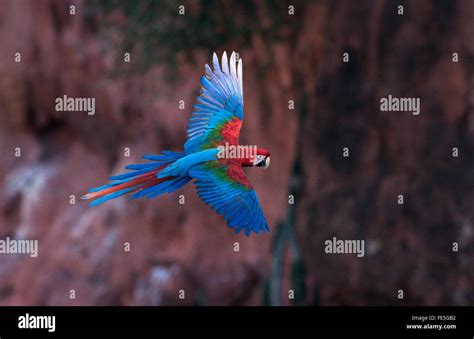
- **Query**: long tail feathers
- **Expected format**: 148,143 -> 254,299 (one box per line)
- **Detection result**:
81,151 -> 190,206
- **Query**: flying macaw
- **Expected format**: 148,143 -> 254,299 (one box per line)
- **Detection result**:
82,51 -> 271,236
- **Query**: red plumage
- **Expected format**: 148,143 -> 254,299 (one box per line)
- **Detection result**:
220,117 -> 242,145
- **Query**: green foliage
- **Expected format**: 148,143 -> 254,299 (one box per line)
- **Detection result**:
86,0 -> 295,75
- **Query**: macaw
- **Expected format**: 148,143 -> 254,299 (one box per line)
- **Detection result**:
82,51 -> 271,236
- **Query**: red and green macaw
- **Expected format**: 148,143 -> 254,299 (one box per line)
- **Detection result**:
82,52 -> 271,236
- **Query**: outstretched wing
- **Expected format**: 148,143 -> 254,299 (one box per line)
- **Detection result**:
189,160 -> 270,236
184,51 -> 244,154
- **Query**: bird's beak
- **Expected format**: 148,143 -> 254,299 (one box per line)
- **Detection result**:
264,157 -> 270,169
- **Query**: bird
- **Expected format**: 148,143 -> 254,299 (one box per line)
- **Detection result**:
81,51 -> 271,236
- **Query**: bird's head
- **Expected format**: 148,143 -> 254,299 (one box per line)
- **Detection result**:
253,148 -> 271,169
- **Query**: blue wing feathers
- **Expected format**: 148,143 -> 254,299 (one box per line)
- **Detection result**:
185,52 -> 244,154
190,165 -> 270,236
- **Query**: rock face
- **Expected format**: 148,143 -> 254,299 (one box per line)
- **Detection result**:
0,0 -> 473,306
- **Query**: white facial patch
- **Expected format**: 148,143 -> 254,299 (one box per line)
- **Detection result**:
253,155 -> 266,166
